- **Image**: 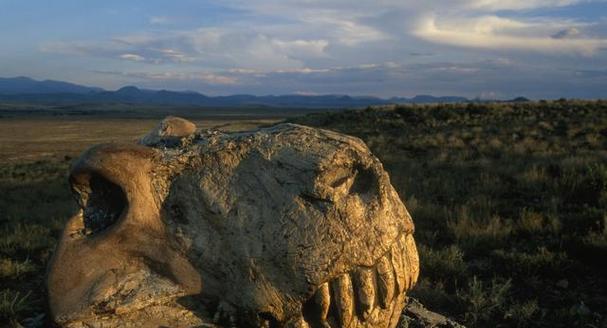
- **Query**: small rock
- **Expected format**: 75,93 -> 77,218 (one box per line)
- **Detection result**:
140,116 -> 197,147
400,298 -> 465,328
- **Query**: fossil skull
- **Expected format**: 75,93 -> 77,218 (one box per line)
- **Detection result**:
47,118 -> 419,327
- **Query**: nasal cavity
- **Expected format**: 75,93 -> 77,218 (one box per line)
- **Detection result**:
71,172 -> 127,235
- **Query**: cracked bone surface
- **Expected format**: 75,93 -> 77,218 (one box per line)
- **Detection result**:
47,118 -> 419,328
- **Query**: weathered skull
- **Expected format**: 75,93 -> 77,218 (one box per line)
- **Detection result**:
47,118 -> 419,328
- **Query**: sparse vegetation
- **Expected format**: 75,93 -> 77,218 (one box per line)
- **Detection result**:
0,290 -> 32,326
1,100 -> 606,326
292,100 -> 607,327
0,159 -> 72,325
0,117 -> 277,325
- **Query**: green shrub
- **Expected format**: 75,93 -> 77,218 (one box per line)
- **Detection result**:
457,277 -> 512,326
291,100 -> 607,327
418,244 -> 467,282
0,259 -> 36,279
0,290 -> 31,323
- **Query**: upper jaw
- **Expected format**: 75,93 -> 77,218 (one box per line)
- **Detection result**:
59,231 -> 418,328
297,231 -> 418,328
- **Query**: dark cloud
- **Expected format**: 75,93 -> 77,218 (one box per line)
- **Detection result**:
551,27 -> 581,39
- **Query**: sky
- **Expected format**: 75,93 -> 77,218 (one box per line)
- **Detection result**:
1,0 -> 606,99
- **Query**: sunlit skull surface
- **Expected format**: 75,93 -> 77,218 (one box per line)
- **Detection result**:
47,118 -> 419,328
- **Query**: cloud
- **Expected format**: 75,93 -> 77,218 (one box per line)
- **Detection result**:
42,40 -> 195,64
414,16 -> 607,55
89,56 -> 607,99
552,27 -> 581,39
462,0 -> 595,10
574,69 -> 607,77
297,15 -> 389,46
39,0 -> 607,98
409,52 -> 436,57
43,0 -> 607,69
119,53 -> 145,62
94,70 -> 238,85
149,16 -> 170,25
44,27 -> 330,70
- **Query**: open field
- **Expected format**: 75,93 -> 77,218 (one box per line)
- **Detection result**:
292,100 -> 607,327
1,100 -> 607,327
0,117 -> 280,163
0,114 -> 280,326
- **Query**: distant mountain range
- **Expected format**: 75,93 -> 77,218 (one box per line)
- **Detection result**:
0,76 -> 470,108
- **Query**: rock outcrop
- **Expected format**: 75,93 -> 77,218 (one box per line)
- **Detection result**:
47,117 -> 421,327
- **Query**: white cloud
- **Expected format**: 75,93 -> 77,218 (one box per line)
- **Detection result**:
185,28 -> 329,70
463,0 -> 595,11
298,15 -> 389,45
149,16 -> 170,25
119,53 -> 145,62
414,16 -> 607,55
41,0 -> 607,97
95,70 -> 238,85
155,48 -> 194,63
44,28 -> 330,69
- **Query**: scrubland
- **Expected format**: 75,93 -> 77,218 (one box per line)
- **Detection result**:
292,100 -> 607,327
1,100 -> 606,327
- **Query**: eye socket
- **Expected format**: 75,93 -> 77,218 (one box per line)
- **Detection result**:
350,166 -> 377,195
72,173 -> 127,236
329,165 -> 378,197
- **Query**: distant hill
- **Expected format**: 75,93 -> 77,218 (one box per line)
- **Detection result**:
0,77 -> 102,95
0,76 -> 470,108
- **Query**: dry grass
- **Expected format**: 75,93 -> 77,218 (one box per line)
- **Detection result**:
293,100 -> 607,327
0,117 -> 280,163
1,101 -> 606,326
0,116 -> 278,324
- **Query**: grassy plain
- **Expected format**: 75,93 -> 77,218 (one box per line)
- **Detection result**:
0,117 -> 279,163
0,114 -> 279,327
1,100 -> 606,327
292,100 -> 607,327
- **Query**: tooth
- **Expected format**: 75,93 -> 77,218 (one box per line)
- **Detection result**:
353,267 -> 376,321
314,282 -> 331,322
399,234 -> 412,290
331,274 -> 355,328
376,255 -> 395,309
390,241 -> 406,295
399,235 -> 413,291
405,234 -> 420,289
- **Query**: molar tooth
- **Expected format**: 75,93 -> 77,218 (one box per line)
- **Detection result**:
353,267 -> 376,321
314,282 -> 331,323
376,255 -> 395,309
405,234 -> 420,288
390,242 -> 406,295
331,274 -> 355,328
